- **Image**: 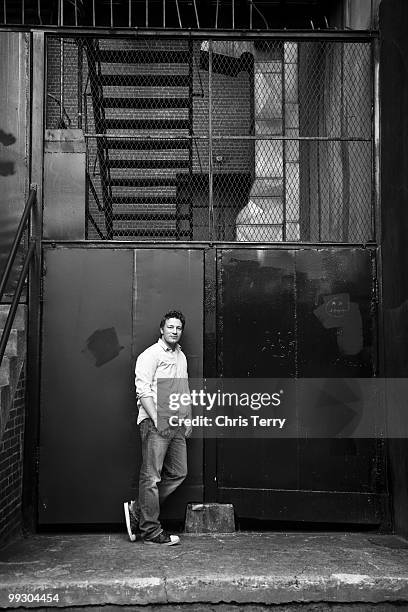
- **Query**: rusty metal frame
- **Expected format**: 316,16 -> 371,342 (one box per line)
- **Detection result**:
208,39 -> 214,242
372,35 -> 384,379
23,30 -> 45,535
22,25 -> 381,526
0,25 -> 377,40
203,247 -> 217,501
42,240 -> 379,250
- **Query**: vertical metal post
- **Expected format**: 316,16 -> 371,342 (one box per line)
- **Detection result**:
3,0 -> 6,24
84,73 -> 89,239
188,40 -> 194,238
371,36 -> 384,384
60,37 -> 64,126
74,0 -> 78,26
192,0 -> 199,28
58,0 -> 63,26
203,246 -> 217,502
128,0 -> 132,27
162,0 -> 165,27
37,0 -> 41,25
175,0 -> 181,28
282,45 -> 287,242
23,29 -> 45,536
249,0 -> 252,29
110,0 -> 113,27
373,37 -> 380,244
215,0 -> 219,28
340,43 -> 350,242
208,40 -> 214,241
92,0 -> 95,26
22,0 -> 25,24
344,0 -> 350,28
77,41 -> 83,129
317,142 -> 321,241
145,0 -> 148,27
232,0 -> 235,29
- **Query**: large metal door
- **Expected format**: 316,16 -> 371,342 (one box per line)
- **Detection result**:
39,246 -> 203,524
39,244 -> 387,526
215,247 -> 388,526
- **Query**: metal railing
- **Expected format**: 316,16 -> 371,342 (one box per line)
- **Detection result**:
0,0 -> 257,28
0,186 -> 37,367
0,0 -> 359,31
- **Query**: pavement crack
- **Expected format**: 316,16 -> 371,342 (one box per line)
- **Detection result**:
162,575 -> 169,603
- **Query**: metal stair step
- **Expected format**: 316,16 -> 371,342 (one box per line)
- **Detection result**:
112,213 -> 190,221
113,229 -> 192,238
100,74 -> 190,87
107,139 -> 190,150
105,118 -> 190,130
103,97 -> 190,109
111,196 -> 190,205
97,50 -> 190,64
111,178 -> 179,187
110,159 -> 189,169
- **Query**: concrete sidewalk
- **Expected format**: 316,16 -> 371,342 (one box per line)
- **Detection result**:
1,532 -> 408,609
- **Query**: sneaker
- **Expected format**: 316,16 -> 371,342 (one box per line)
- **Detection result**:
123,501 -> 139,542
144,531 -> 180,546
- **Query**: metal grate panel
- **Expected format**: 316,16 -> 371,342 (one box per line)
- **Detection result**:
46,35 -> 375,243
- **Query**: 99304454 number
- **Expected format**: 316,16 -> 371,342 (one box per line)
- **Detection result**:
8,593 -> 59,603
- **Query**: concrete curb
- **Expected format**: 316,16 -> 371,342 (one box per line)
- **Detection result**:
2,573 -> 408,608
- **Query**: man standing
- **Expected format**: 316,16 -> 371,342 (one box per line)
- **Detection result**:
124,310 -> 191,546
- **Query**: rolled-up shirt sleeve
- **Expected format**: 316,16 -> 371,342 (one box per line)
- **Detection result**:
135,349 -> 157,399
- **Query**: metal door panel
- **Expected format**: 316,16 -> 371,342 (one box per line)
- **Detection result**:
215,247 -> 386,525
39,248 -> 136,523
132,249 -> 204,518
39,247 -> 204,524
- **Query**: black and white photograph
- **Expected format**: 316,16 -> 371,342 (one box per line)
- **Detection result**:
1,0 -> 408,610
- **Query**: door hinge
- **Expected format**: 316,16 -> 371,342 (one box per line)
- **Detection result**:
35,446 -> 41,473
374,277 -> 380,305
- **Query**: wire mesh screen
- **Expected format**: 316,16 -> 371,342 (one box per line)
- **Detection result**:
46,35 -> 374,242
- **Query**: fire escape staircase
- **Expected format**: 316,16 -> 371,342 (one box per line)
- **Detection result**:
85,40 -> 194,240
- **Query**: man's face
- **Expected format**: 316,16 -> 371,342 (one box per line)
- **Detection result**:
160,318 -> 183,348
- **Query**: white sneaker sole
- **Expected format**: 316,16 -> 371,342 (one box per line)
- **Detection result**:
123,502 -> 136,542
144,535 -> 180,546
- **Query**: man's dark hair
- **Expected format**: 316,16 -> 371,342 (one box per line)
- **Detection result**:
160,310 -> 186,331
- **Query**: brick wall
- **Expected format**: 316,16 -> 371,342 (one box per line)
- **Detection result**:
46,37 -> 80,129
0,367 -> 26,547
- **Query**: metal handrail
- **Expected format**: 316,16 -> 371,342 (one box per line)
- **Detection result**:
0,242 -> 35,365
0,186 -> 37,303
0,186 -> 37,366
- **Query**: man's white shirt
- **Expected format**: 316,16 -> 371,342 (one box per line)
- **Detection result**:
135,338 -> 190,427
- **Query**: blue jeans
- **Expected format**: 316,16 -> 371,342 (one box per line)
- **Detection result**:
137,418 -> 187,541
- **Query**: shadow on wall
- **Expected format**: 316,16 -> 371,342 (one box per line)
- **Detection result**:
0,128 -> 16,176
